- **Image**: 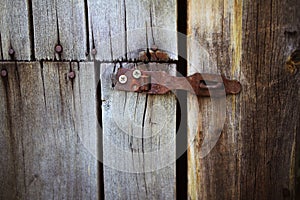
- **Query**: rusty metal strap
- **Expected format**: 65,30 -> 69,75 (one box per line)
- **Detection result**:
114,68 -> 241,97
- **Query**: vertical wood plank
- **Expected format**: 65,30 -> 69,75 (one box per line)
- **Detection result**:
0,63 -> 25,199
32,1 -> 87,60
0,0 -> 31,60
87,0 -> 126,60
0,62 -> 99,199
101,63 -> 176,199
87,0 -> 177,61
125,0 -> 177,59
187,0 -> 300,199
98,0 -> 178,199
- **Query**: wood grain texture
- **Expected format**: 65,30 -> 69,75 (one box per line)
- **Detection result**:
32,0 -> 87,60
98,0 -> 178,199
187,0 -> 300,199
0,62 -> 99,199
0,0 -> 31,60
87,0 -> 177,61
101,63 -> 176,199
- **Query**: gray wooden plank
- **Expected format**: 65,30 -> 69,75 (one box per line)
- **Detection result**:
87,0 -> 177,61
0,62 -> 99,199
101,63 -> 176,199
98,1 -> 178,198
0,0 -> 31,60
0,63 -> 26,199
32,0 -> 87,60
87,0 -> 126,60
126,0 -> 177,60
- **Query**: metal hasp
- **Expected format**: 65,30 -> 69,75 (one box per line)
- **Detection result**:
115,67 -> 242,97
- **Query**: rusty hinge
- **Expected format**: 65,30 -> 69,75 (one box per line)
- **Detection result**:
114,67 -> 241,97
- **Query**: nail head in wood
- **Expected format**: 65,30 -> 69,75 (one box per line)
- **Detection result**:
8,48 -> 15,56
68,71 -> 76,79
55,44 -> 63,54
1,69 -> 8,77
91,48 -> 97,55
151,44 -> 158,51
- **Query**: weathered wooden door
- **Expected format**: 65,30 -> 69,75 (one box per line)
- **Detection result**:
0,0 -> 299,200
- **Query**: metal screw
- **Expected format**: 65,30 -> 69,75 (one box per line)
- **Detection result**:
118,75 -> 127,84
55,44 -> 63,54
132,69 -> 142,79
8,48 -> 15,56
68,71 -> 76,79
1,69 -> 7,77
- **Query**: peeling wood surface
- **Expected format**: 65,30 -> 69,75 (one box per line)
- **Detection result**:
0,62 -> 99,199
101,63 -> 176,199
32,1 -> 87,60
87,0 -> 177,61
187,0 -> 300,199
0,0 -> 31,60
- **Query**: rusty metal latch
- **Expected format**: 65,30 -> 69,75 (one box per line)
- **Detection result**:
114,68 -> 241,97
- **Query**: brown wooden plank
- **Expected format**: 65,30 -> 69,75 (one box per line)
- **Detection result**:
32,1 -> 87,60
187,0 -> 300,199
101,63 -> 176,199
0,0 -> 31,60
0,62 -> 99,199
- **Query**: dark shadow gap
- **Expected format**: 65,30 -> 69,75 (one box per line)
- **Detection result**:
96,61 -> 104,200
176,0 -> 188,199
27,0 -> 35,60
84,0 -> 90,56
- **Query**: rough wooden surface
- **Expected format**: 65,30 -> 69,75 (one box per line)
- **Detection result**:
98,0 -> 178,199
0,62 -> 99,199
32,0 -> 87,60
187,0 -> 300,199
0,0 -> 31,60
101,63 -> 176,199
87,0 -> 177,61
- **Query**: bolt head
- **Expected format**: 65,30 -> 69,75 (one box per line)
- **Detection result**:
55,44 -> 63,54
118,75 -> 128,84
132,69 -> 142,79
1,69 -> 7,77
68,71 -> 76,79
